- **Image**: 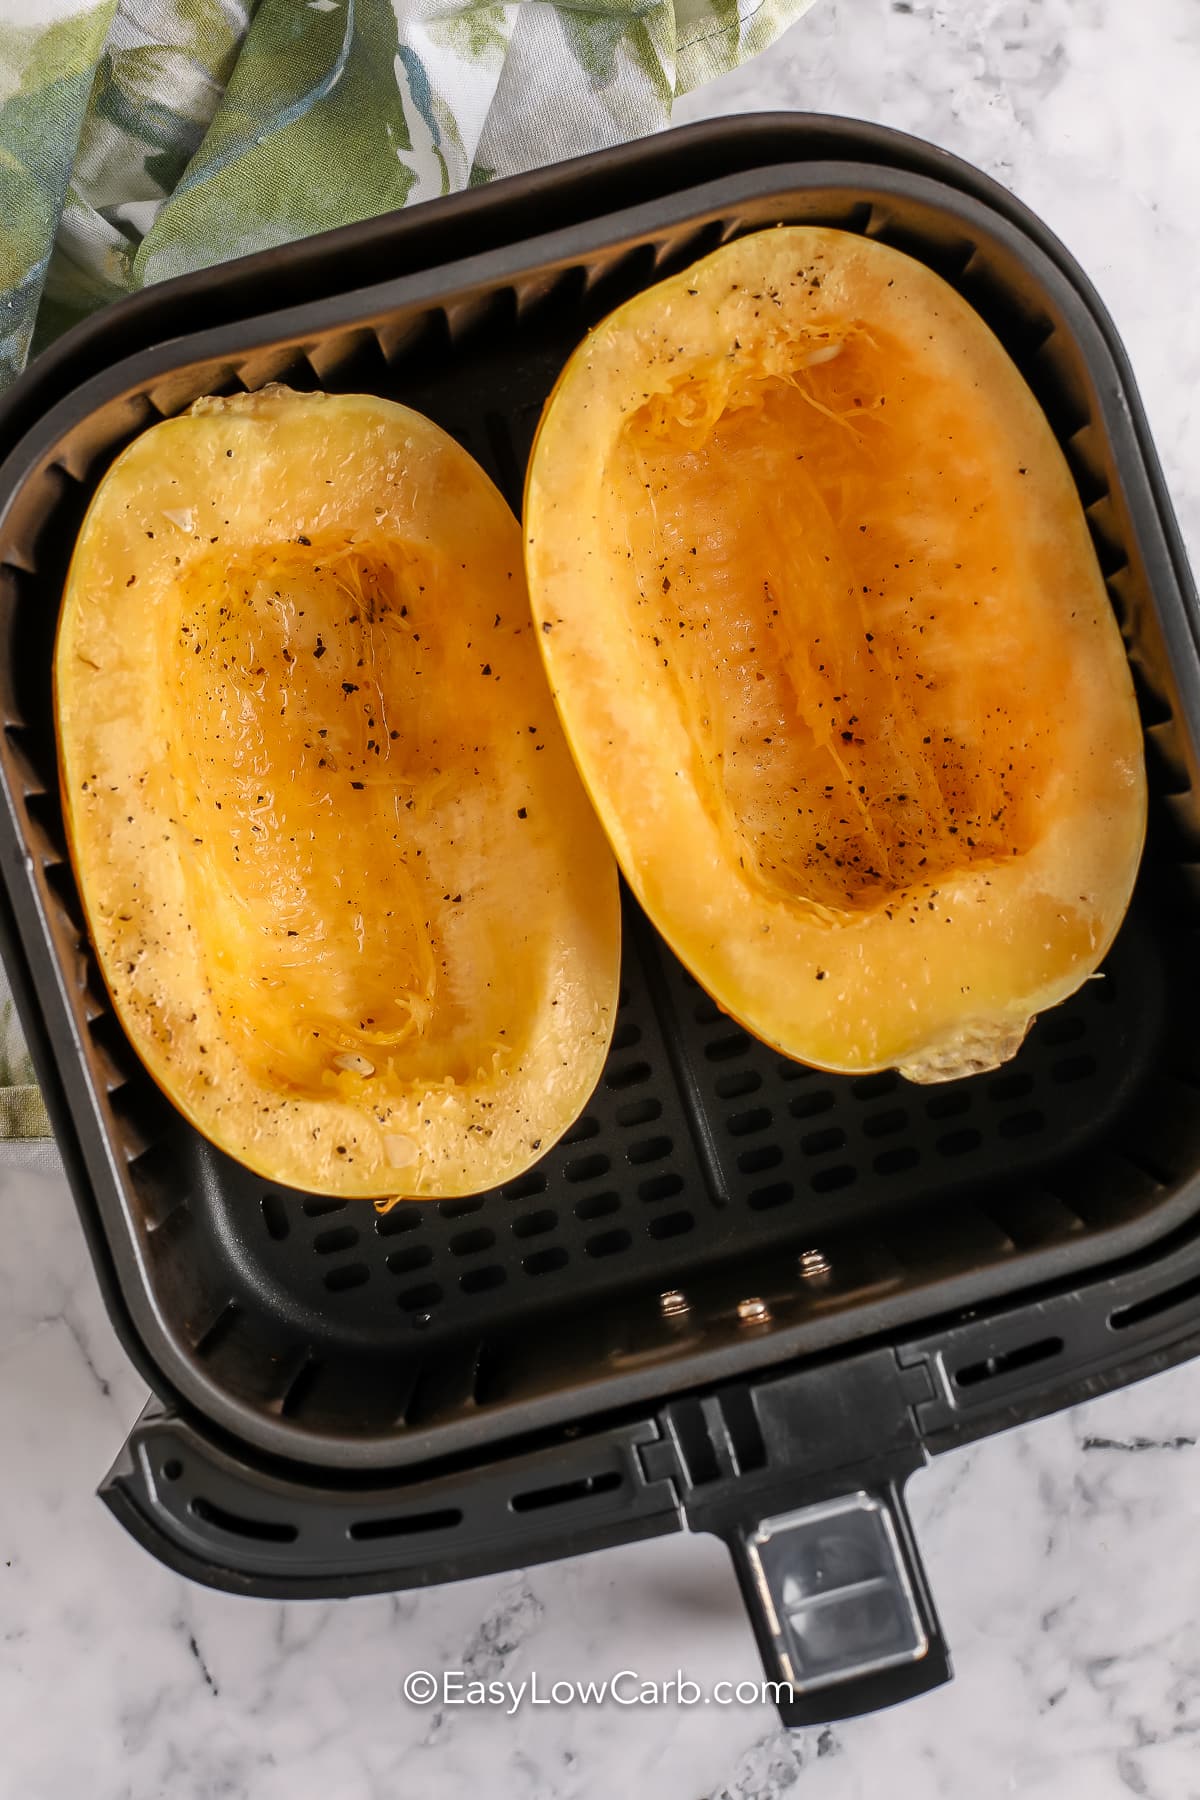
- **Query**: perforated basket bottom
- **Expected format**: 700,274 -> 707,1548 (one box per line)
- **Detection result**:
146,886 -> 1164,1431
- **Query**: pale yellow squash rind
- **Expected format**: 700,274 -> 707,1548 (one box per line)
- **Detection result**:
525,227 -> 1146,1079
57,387 -> 620,1196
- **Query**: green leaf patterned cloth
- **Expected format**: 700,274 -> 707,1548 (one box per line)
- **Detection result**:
0,0 -> 814,1139
2,0 -> 817,389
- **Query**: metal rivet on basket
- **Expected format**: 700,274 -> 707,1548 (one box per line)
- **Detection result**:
660,1289 -> 689,1319
737,1296 -> 771,1326
798,1248 -> 831,1281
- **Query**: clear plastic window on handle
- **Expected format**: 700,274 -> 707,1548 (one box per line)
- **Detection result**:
743,1492 -> 930,1694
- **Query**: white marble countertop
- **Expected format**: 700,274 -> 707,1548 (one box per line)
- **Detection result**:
3,2 -> 1200,1795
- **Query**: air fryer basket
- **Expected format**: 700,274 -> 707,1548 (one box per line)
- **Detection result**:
2,120 -> 1199,1724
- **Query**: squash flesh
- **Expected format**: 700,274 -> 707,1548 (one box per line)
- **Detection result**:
172,532 -> 548,1093
57,387 -> 620,1196
525,228 -> 1146,1078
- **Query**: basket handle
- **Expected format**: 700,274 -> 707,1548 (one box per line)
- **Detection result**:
722,1477 -> 950,1725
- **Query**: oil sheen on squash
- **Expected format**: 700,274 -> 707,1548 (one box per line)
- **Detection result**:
56,387 -> 620,1197
525,227 -> 1146,1080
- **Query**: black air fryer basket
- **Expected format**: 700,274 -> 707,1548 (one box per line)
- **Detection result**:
1,116 -> 1198,1727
